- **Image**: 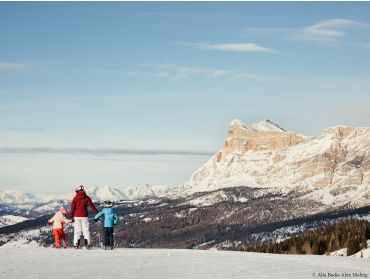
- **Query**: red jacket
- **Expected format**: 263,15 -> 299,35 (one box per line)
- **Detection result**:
70,191 -> 98,218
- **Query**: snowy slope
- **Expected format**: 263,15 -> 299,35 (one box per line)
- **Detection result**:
330,248 -> 348,257
0,247 -> 369,278
352,240 -> 370,258
0,215 -> 29,228
250,119 -> 286,132
229,119 -> 285,132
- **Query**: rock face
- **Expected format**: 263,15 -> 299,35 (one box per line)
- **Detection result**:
181,119 -> 370,207
218,119 -> 304,159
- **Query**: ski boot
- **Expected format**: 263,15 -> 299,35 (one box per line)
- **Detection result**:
74,240 -> 80,249
83,239 -> 90,250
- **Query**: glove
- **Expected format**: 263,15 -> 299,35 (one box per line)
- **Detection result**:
93,218 -> 98,223
47,221 -> 52,226
71,218 -> 75,223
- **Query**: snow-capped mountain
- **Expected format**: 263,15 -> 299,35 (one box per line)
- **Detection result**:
121,184 -> 173,200
0,190 -> 37,204
0,190 -> 73,205
88,186 -> 127,202
0,215 -> 29,228
0,184 -> 172,210
179,119 -> 370,207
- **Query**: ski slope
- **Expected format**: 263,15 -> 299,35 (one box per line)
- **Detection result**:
0,248 -> 369,278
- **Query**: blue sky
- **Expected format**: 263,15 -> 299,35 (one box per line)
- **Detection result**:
0,2 -> 369,194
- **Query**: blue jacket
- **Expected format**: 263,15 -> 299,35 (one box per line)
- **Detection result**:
94,207 -> 118,228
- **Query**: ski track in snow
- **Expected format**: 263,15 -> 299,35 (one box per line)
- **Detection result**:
0,248 -> 369,279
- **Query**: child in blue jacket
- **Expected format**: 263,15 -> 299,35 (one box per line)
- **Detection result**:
94,201 -> 118,249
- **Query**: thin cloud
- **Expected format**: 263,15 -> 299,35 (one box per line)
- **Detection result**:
118,11 -> 267,19
0,147 -> 214,157
126,63 -> 370,88
230,73 -> 282,83
302,18 -> 359,41
242,18 -> 370,46
82,157 -> 209,163
0,62 -> 29,72
127,63 -> 231,80
194,42 -> 276,53
242,27 -> 297,37
178,42 -> 276,53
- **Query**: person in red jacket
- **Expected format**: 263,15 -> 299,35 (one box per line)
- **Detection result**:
70,185 -> 98,248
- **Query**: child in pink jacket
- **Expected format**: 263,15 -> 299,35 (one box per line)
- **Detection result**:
48,207 -> 72,248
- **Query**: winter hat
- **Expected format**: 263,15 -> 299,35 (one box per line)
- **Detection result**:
104,201 -> 113,208
60,207 -> 67,215
75,185 -> 85,193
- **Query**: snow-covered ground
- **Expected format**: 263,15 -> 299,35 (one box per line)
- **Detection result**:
0,215 -> 29,228
0,248 -> 369,279
352,240 -> 370,259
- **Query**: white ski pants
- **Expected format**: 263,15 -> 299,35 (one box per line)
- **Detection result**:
73,217 -> 90,245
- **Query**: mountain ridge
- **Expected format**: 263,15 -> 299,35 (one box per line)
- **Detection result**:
179,120 -> 369,208
0,185 -> 172,205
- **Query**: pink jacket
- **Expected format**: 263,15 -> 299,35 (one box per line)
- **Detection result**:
48,211 -> 70,229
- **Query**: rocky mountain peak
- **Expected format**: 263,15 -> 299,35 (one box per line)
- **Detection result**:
223,119 -> 303,157
184,120 -> 369,206
228,119 -> 285,133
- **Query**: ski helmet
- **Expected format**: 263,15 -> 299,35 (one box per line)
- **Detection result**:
60,207 -> 67,215
104,200 -> 113,207
75,185 -> 85,193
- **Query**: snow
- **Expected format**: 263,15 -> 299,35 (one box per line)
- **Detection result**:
0,190 -> 36,204
0,248 -> 369,278
120,184 -> 172,200
180,122 -> 369,208
32,201 -> 66,212
88,186 -> 127,202
0,215 -> 29,228
352,240 -> 370,258
174,212 -> 186,218
250,120 -> 285,132
228,119 -> 285,132
330,248 -> 348,257
233,196 -> 249,203
229,119 -> 248,129
184,190 -> 231,207
0,239 -> 40,249
0,185 -> 173,209
329,240 -> 370,258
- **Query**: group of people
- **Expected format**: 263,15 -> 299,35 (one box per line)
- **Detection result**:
47,185 -> 119,250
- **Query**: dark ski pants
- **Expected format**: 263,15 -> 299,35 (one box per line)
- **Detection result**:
100,218 -> 105,247
104,227 -> 114,247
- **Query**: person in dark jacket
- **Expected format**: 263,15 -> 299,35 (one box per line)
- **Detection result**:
94,200 -> 118,249
70,185 -> 98,248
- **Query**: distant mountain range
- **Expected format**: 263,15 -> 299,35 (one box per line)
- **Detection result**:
0,185 -> 173,216
2,119 -> 368,209
0,185 -> 172,204
0,119 -> 369,250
